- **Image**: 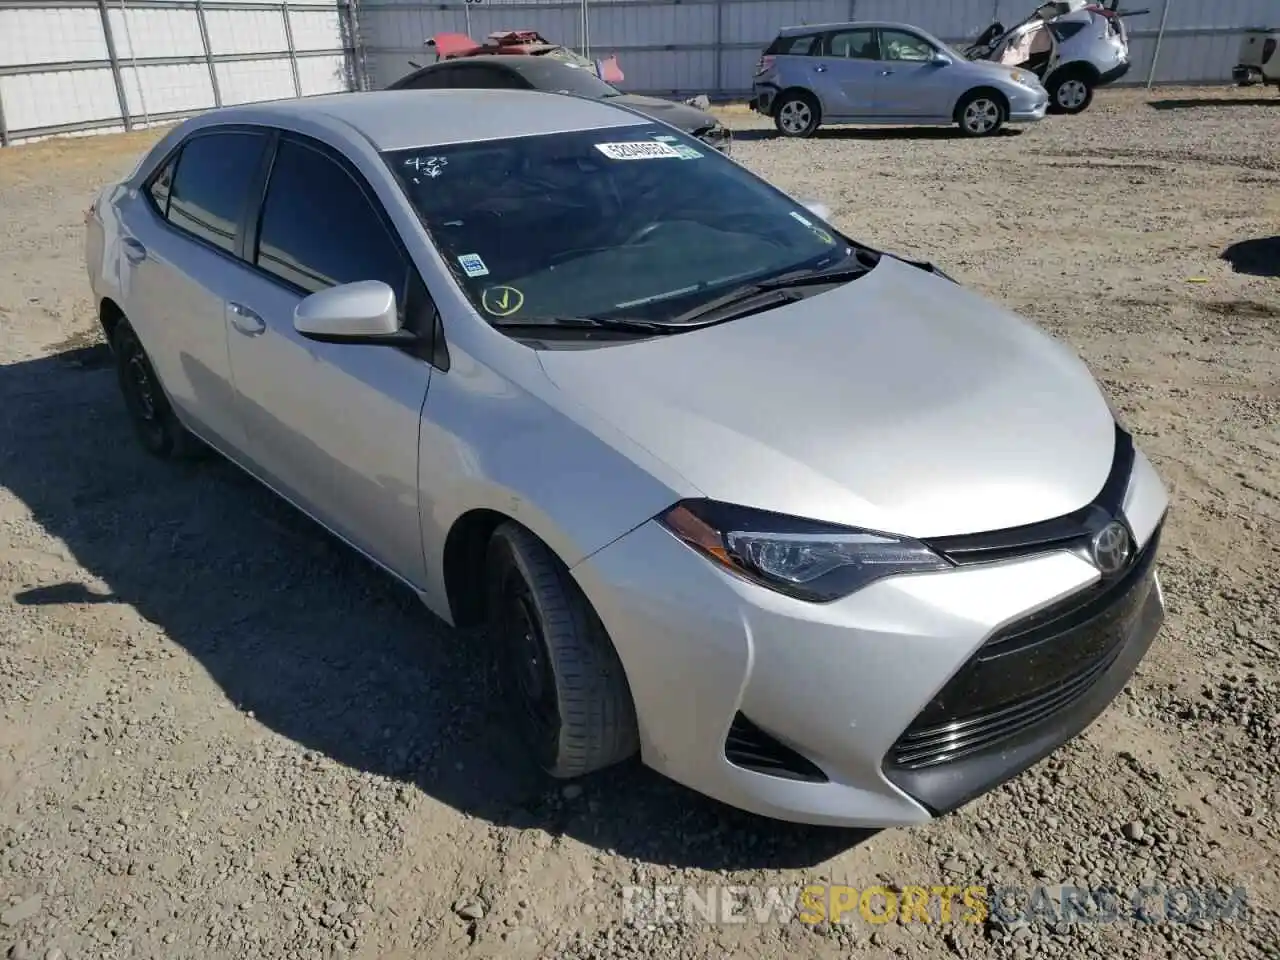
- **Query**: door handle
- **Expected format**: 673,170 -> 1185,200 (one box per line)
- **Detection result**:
228,302 -> 266,337
814,64 -> 827,73
121,237 -> 147,264
879,69 -> 894,76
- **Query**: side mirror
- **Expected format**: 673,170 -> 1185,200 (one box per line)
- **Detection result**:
294,280 -> 416,346
930,52 -> 952,65
800,199 -> 832,221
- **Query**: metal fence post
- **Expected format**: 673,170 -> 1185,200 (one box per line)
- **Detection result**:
1146,0 -> 1172,89
96,0 -> 134,131
0,82 -> 9,147
714,0 -> 724,97
195,0 -> 223,107
282,1 -> 303,98
341,0 -> 366,91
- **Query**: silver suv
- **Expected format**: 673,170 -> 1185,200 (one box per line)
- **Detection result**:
964,1 -> 1134,114
751,21 -> 1049,138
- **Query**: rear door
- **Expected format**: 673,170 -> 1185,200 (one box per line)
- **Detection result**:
224,132 -> 436,586
116,127 -> 269,454
818,27 -> 881,118
872,28 -> 953,118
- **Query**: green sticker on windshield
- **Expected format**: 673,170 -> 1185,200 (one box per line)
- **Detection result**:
649,135 -> 702,160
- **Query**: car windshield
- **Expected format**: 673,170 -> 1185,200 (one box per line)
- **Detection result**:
384,123 -> 855,326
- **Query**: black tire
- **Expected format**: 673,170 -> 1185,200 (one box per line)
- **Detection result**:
485,522 -> 639,778
773,91 -> 821,138
111,319 -> 202,459
1047,69 -> 1094,114
954,90 -> 1006,137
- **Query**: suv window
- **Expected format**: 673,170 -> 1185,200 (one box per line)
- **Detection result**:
765,34 -> 819,56
824,29 -> 877,59
255,137 -> 409,304
164,130 -> 267,254
880,30 -> 935,61
1049,21 -> 1086,42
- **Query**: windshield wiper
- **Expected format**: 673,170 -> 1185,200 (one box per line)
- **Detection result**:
488,315 -> 679,335
664,255 -> 876,327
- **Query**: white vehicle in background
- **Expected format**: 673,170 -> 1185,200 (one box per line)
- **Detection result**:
964,1 -> 1144,115
1233,30 -> 1280,88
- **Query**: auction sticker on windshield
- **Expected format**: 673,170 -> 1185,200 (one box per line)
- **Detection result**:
594,141 -> 682,160
458,253 -> 489,278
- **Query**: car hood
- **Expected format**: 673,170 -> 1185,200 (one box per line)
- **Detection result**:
537,256 -> 1117,539
609,94 -> 716,132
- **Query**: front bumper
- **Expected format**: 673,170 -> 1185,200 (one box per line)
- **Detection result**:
1009,90 -> 1050,122
572,440 -> 1168,827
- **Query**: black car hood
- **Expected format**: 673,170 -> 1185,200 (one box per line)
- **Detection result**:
609,94 -> 716,133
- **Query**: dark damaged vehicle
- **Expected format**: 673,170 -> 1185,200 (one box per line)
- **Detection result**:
389,55 -> 732,155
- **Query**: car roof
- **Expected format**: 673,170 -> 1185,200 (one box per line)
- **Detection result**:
405,55 -> 592,85
778,21 -> 927,35
185,89 -> 645,152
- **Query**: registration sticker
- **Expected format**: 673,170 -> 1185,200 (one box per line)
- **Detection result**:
458,253 -> 489,278
671,144 -> 703,160
594,141 -> 682,160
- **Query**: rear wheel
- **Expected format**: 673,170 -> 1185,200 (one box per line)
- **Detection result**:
111,319 -> 202,459
773,92 -> 821,138
1047,70 -> 1094,114
485,522 -> 639,779
955,90 -> 1006,137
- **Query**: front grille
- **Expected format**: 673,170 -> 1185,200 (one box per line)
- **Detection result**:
724,713 -> 827,782
889,521 -> 1161,770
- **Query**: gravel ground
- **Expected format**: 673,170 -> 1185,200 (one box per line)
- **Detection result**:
0,84 -> 1277,960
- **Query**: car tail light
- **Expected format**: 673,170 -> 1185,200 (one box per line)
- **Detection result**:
1264,38 -> 1276,64
755,54 -> 775,75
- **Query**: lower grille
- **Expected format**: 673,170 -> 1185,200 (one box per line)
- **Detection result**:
889,522 -> 1161,770
725,713 -> 827,782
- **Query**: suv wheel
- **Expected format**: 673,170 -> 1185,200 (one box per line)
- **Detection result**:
1047,70 -> 1094,114
774,92 -> 820,138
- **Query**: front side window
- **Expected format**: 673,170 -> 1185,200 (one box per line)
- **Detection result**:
385,123 -> 854,326
532,63 -> 623,98
255,138 -> 408,303
825,30 -> 877,59
165,130 -> 267,253
880,30 -> 935,61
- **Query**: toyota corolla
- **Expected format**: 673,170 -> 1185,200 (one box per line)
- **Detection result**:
84,89 -> 1168,827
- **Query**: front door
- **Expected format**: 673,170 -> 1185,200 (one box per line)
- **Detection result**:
872,29 -> 955,119
225,133 -> 435,587
819,27 -> 882,117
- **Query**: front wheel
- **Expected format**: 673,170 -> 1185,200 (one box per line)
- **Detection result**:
955,91 -> 1006,137
773,92 -> 821,138
485,522 -> 639,779
1047,71 -> 1094,114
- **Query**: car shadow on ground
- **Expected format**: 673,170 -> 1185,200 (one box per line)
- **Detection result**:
0,340 -> 873,871
731,126 -> 1022,143
1220,236 -> 1280,279
1147,96 -> 1280,110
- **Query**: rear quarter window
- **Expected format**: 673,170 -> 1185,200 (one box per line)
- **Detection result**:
766,34 -> 819,56
1050,21 -> 1086,42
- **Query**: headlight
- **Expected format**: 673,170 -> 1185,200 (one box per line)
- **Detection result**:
1009,70 -> 1031,85
657,500 -> 951,602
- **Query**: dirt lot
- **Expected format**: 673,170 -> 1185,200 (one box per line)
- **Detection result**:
0,85 -> 1277,960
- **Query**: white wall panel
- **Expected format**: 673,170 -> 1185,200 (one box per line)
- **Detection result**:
215,56 -> 296,103
204,9 -> 289,56
720,1 -> 845,45
288,9 -> 344,51
296,53 -> 349,94
107,7 -> 205,60
858,0 -> 1002,40
0,67 -> 120,130
120,62 -> 215,115
0,8 -> 107,67
591,4 -> 717,47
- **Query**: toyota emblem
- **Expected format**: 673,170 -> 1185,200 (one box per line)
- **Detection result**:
1090,521 -> 1133,576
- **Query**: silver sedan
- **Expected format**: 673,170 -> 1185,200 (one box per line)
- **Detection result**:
85,89 -> 1167,827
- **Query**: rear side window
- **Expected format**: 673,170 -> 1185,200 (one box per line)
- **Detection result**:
449,64 -> 525,89
766,34 -> 819,56
147,156 -> 175,216
1050,21 -> 1086,42
254,137 -> 409,303
398,67 -> 452,90
165,131 -> 267,254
